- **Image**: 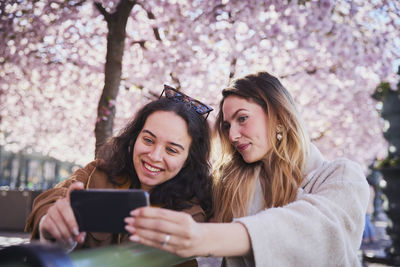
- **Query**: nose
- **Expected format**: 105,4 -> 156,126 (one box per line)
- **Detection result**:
148,145 -> 163,162
229,124 -> 240,143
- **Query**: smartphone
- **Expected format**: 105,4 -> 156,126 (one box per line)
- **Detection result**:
70,189 -> 149,233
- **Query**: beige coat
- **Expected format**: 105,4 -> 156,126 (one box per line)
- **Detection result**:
226,144 -> 369,267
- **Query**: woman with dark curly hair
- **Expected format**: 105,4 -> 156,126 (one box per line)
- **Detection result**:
25,85 -> 213,256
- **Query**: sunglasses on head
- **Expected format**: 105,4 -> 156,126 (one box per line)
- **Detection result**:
160,84 -> 213,119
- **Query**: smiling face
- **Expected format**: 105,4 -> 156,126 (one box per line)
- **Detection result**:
222,95 -> 271,163
133,111 -> 192,191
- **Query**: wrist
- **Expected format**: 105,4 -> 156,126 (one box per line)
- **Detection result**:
197,223 -> 214,257
197,222 -> 251,257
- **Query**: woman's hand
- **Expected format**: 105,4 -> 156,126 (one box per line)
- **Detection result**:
39,182 -> 86,246
125,207 -> 252,258
124,207 -> 207,258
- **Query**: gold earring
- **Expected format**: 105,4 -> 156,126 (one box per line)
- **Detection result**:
276,124 -> 283,141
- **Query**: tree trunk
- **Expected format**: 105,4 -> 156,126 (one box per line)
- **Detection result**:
94,0 -> 136,156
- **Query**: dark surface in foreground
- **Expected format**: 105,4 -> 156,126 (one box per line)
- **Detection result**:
0,215 -> 395,267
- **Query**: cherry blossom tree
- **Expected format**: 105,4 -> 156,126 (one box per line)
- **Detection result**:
1,0 -> 399,171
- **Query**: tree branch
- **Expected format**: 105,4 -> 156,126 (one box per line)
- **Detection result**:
115,0 -> 137,20
311,131 -> 325,142
279,67 -> 318,79
137,2 -> 161,41
59,0 -> 86,8
229,57 -> 237,80
94,2 -> 111,23
193,3 -> 226,22
131,40 -> 146,48
152,27 -> 161,41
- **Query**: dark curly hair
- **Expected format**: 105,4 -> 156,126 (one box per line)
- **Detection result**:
97,98 -> 212,217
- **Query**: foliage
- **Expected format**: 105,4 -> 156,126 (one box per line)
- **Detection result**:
377,155 -> 400,169
1,0 -> 399,168
372,66 -> 400,102
374,66 -> 400,169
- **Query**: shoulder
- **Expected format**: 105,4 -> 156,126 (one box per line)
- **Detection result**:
302,144 -> 367,190
55,160 -> 108,189
69,160 -> 100,180
301,157 -> 369,202
81,160 -> 121,189
318,158 -> 364,183
77,160 -> 102,177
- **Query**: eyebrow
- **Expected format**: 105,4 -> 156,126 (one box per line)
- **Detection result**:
142,129 -> 185,151
224,108 -> 247,123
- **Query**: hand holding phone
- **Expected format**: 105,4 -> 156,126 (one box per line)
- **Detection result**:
70,189 -> 149,233
39,182 -> 85,245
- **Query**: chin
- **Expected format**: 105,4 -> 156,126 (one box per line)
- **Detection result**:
242,156 -> 255,164
242,154 -> 263,164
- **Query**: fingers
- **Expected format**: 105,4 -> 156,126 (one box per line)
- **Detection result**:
125,217 -> 178,247
130,207 -> 192,227
131,206 -> 183,220
128,229 -> 196,258
125,215 -> 185,239
67,182 -> 84,202
41,199 -> 77,245
125,207 -> 200,257
40,214 -> 62,241
130,230 -> 177,253
77,232 -> 86,244
65,182 -> 84,236
61,198 -> 80,237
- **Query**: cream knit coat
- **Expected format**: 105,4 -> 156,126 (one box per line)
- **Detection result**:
225,144 -> 369,267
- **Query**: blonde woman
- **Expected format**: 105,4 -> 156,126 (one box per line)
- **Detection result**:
125,72 -> 369,266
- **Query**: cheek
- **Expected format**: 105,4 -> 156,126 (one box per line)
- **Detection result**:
246,124 -> 262,139
132,141 -> 144,161
166,154 -> 188,174
259,128 -> 271,152
249,122 -> 270,150
170,158 -> 184,172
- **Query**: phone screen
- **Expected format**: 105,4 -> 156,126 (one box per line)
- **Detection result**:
70,189 -> 149,233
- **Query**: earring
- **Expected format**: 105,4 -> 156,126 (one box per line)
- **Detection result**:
276,124 -> 283,141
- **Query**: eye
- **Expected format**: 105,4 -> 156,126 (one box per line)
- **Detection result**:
166,147 -> 178,154
238,115 -> 248,123
143,137 -> 153,144
222,122 -> 230,130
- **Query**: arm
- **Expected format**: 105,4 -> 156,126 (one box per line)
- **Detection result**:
235,159 -> 369,266
125,160 -> 368,266
124,207 -> 251,258
25,161 -> 98,243
125,159 -> 368,265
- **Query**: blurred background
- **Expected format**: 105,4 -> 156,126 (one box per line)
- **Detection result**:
0,0 -> 399,265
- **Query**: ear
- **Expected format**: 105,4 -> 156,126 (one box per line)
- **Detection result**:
276,124 -> 283,132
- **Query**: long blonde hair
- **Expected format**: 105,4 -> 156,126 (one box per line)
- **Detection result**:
213,72 -> 310,222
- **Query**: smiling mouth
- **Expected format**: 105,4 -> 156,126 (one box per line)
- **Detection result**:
143,161 -> 163,173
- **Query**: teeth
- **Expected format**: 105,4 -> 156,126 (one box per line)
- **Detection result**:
144,162 -> 161,172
